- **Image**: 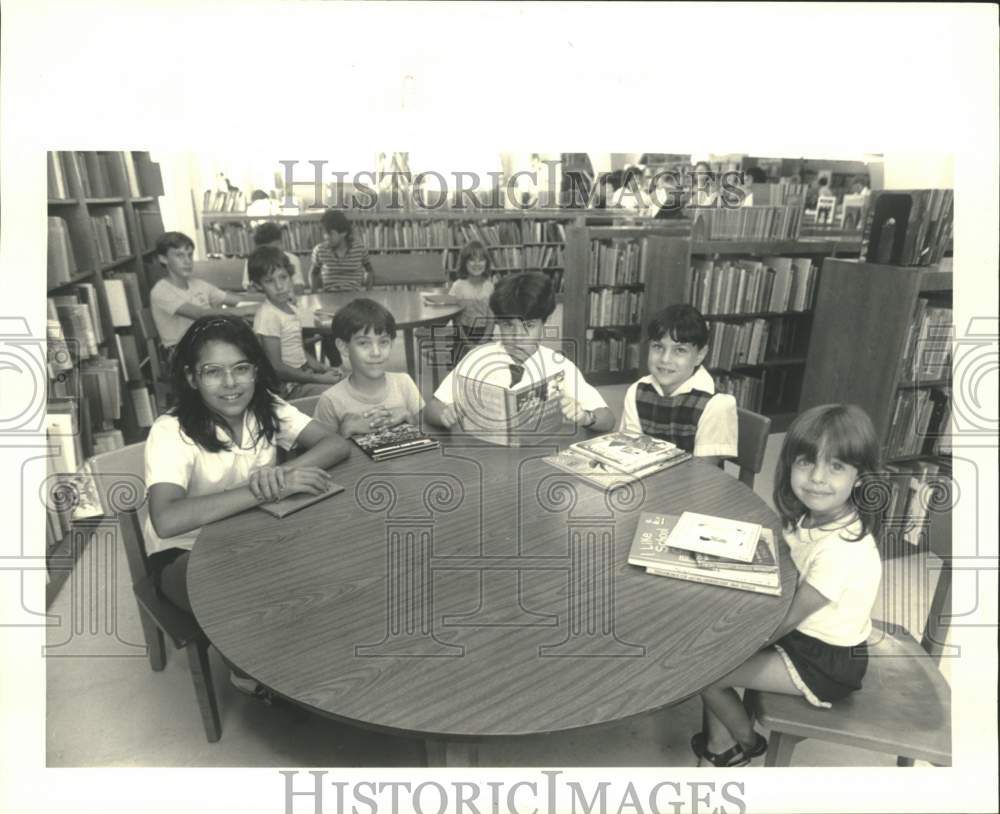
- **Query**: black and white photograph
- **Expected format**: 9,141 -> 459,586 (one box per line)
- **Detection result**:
1,3 -> 997,814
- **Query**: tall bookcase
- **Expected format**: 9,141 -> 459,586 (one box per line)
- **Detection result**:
799,257 -> 953,556
562,228 -> 861,428
46,151 -> 166,572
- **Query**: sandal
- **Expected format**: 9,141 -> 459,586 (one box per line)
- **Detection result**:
691,731 -> 767,767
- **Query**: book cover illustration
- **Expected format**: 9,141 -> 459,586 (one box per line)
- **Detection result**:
666,511 -> 762,563
455,369 -> 566,447
352,421 -> 439,461
571,431 -> 684,474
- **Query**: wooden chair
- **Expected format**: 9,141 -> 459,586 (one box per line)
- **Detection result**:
370,252 -> 448,289
192,258 -> 247,292
745,506 -> 952,766
288,394 -> 321,418
88,444 -> 222,743
734,407 -> 771,489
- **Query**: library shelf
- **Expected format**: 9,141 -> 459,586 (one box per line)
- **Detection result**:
100,255 -> 136,272
703,310 -> 812,320
85,197 -> 126,205
48,270 -> 96,294
48,198 -> 78,206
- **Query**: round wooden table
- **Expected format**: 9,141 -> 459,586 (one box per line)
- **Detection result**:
188,430 -> 795,766
231,290 -> 463,388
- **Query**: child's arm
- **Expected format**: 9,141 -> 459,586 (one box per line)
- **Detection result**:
762,581 -> 830,647
361,254 -> 374,290
560,397 -> 616,432
258,334 -> 342,385
309,246 -> 323,292
425,396 -> 461,429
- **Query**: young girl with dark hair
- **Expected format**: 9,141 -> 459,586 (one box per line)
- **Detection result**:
692,403 -> 883,766
448,240 -> 495,362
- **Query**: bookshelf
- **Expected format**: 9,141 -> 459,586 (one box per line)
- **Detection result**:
799,257 -> 953,556
198,209 -> 578,297
562,227 -> 860,427
46,151 -> 166,573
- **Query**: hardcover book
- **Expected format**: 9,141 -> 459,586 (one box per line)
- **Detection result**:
570,431 -> 686,474
257,482 -> 346,518
665,511 -> 762,563
455,369 -> 566,447
543,447 -> 691,489
352,422 -> 439,461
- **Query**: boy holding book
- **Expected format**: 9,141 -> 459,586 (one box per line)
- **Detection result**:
249,245 -> 342,399
314,298 -> 424,437
150,232 -> 252,349
426,271 -> 616,433
241,221 -> 306,293
619,304 -> 737,466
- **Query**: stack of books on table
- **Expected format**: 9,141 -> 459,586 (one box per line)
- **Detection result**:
352,422 -> 439,461
628,511 -> 781,596
543,431 -> 691,488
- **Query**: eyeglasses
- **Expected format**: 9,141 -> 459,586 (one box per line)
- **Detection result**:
194,362 -> 257,386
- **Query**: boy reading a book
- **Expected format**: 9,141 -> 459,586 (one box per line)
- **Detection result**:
150,232 -> 254,349
241,222 -> 306,293
314,298 -> 424,437
619,304 -> 737,466
249,246 -> 342,399
426,271 -> 615,433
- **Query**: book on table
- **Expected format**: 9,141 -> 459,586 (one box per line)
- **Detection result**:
628,512 -> 781,596
352,421 -> 439,461
569,431 -> 688,474
455,368 -> 566,447
257,481 -> 346,518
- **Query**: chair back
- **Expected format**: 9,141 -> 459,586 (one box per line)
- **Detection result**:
192,259 -> 247,292
86,442 -> 151,585
371,252 -> 448,288
735,407 -> 771,488
288,394 -> 321,418
920,503 -> 952,661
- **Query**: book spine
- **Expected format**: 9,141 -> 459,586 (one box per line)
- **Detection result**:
646,566 -> 781,595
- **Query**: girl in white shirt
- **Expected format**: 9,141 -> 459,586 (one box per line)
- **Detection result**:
448,240 -> 495,363
145,315 -> 350,695
692,403 -> 883,766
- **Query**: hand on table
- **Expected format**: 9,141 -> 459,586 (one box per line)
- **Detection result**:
248,466 -> 334,502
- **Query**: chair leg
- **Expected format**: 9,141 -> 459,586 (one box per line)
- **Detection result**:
138,609 -> 167,671
764,730 -> 803,766
897,756 -> 916,767
185,639 -> 222,743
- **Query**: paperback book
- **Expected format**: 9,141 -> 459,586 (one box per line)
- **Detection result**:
352,422 -> 440,461
455,369 -> 566,447
570,431 -> 687,474
257,481 -> 345,519
543,448 -> 691,489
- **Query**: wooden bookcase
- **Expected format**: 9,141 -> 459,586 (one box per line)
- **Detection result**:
799,258 -> 953,556
46,151 -> 166,582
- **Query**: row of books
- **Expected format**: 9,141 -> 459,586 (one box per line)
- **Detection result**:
883,461 -> 946,547
628,512 -> 781,596
712,371 -> 764,412
588,289 -> 644,328
523,244 -> 564,269
76,152 -> 119,199
79,358 -> 123,428
690,204 -> 803,241
90,210 -> 132,264
47,217 -> 78,287
588,240 -> 645,286
583,331 -> 642,373
690,256 -> 817,316
898,301 -> 952,383
203,189 -> 247,212
885,387 -> 951,460
49,292 -> 102,359
860,189 -> 953,267
704,319 -> 774,370
105,272 -> 155,348
47,153 -> 71,199
204,223 -> 254,256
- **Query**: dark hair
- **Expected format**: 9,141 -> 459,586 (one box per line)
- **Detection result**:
247,245 -> 292,286
330,298 -> 397,343
320,209 -> 352,241
155,231 -> 194,259
773,404 -> 883,540
456,240 -> 492,279
647,304 -> 709,348
170,315 -> 283,453
489,272 -> 556,322
250,189 -> 269,202
253,222 -> 283,246
744,167 -> 767,183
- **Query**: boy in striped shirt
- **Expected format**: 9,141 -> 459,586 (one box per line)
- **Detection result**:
309,209 -> 373,292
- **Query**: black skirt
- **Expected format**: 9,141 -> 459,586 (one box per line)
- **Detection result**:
774,629 -> 868,706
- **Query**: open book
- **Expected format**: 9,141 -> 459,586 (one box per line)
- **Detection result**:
455,369 -> 566,447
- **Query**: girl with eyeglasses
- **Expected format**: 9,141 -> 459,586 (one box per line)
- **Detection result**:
144,314 -> 350,622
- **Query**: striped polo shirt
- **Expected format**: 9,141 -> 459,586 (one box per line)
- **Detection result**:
311,240 -> 370,291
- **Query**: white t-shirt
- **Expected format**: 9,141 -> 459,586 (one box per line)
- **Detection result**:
241,251 -> 305,291
434,342 -> 607,412
785,516 -> 881,646
314,372 -> 424,429
150,277 -> 227,348
253,299 -> 310,369
619,367 -> 737,458
143,398 -> 312,554
448,278 -> 494,328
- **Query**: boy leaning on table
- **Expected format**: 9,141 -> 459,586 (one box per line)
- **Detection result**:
619,303 -> 737,467
425,271 -> 616,432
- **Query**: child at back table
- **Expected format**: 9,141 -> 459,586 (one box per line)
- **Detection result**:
619,304 -> 737,466
249,246 -> 342,399
313,298 -> 424,437
691,404 -> 883,766
449,240 -> 495,362
425,271 -> 616,433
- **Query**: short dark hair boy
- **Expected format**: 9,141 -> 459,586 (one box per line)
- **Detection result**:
155,231 -> 195,260
647,303 -> 710,348
253,222 -> 284,246
330,298 -> 397,343
488,271 -> 556,323
247,245 -> 292,287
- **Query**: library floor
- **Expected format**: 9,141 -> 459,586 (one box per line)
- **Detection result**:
46,341 -> 948,767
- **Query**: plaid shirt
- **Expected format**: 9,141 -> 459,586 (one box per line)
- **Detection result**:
634,383 -> 714,453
